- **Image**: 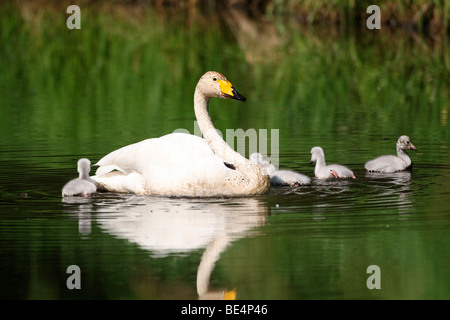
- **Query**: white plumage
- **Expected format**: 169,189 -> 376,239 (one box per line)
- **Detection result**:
310,147 -> 355,179
62,158 -> 97,197
365,135 -> 417,173
91,72 -> 270,197
250,153 -> 311,186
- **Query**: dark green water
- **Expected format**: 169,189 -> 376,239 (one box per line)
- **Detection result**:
0,3 -> 449,299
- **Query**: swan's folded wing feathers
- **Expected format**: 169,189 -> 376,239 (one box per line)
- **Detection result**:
365,155 -> 404,172
93,133 -> 238,195
95,133 -> 211,175
95,164 -> 127,176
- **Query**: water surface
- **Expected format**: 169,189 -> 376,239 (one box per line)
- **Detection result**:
0,3 -> 449,300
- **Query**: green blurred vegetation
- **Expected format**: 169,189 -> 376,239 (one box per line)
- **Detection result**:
16,0 -> 450,33
0,1 -> 448,165
266,0 -> 449,33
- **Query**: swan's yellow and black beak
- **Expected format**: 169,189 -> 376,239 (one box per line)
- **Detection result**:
218,80 -> 246,102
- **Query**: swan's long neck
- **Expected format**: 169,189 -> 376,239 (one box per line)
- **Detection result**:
396,146 -> 412,167
194,90 -> 248,167
314,153 -> 327,175
79,168 -> 90,180
196,233 -> 229,297
193,85 -> 270,194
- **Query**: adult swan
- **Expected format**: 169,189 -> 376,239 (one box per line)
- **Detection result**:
92,71 -> 270,197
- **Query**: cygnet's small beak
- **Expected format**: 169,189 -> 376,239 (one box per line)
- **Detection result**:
330,170 -> 339,179
218,80 -> 246,102
410,143 -> 418,151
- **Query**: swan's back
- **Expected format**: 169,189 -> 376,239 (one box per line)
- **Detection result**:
62,158 -> 97,196
95,133 -> 215,176
62,179 -> 97,197
93,133 -> 264,196
364,155 -> 408,173
270,170 -> 311,186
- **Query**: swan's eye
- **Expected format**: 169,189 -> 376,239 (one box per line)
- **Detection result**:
406,141 -> 410,144
213,78 -> 217,81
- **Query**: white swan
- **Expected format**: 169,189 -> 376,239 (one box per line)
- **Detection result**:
365,135 -> 417,173
92,71 -> 270,197
249,153 -> 276,175
310,147 -> 356,179
269,170 -> 311,186
62,158 -> 97,197
250,152 -> 311,186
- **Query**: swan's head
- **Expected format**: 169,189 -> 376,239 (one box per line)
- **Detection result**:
77,158 -> 91,176
397,135 -> 417,151
197,71 -> 246,102
310,146 -> 324,163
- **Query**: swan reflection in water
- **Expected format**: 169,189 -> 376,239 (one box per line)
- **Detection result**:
62,196 -> 94,237
364,171 -> 413,215
65,195 -> 268,299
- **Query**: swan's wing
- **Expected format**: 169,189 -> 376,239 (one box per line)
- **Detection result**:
95,133 -> 213,173
92,133 -> 237,195
364,155 -> 405,173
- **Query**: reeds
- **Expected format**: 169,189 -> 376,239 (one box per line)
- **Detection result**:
7,0 -> 450,34
1,1 -> 448,160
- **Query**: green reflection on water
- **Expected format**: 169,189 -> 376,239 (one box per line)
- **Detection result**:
0,2 -> 449,300
1,3 -> 448,161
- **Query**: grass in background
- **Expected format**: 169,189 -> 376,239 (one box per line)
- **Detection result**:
0,1 -> 448,165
